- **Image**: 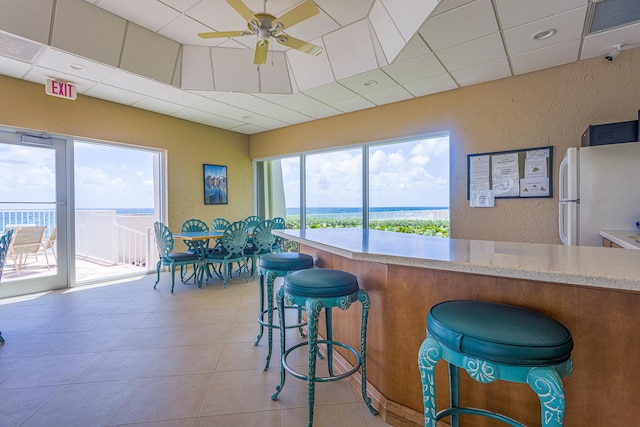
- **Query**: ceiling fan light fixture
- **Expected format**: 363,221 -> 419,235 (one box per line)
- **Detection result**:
531,29 -> 556,41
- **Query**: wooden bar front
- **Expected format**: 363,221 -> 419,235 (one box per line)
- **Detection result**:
301,243 -> 640,427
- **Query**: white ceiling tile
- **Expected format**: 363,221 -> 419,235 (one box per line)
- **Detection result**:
133,96 -> 185,114
511,39 -> 580,75
581,22 -> 640,60
393,35 -> 431,63
186,0 -> 248,33
202,115 -> 246,129
419,0 -> 499,51
84,82 -> 147,105
0,31 -> 45,63
24,65 -> 98,91
287,38 -> 334,92
181,45 -> 214,90
272,93 -> 324,110
231,123 -> 269,134
380,0 -> 438,41
36,48 -> 117,81
338,68 -> 399,94
314,0 -> 374,27
160,0 -> 201,11
170,107 -> 218,123
495,0 -> 588,30
431,0 -> 475,17
298,103 -> 342,119
402,73 -> 459,97
211,47 -> 259,92
369,1 -> 406,63
330,96 -> 376,113
450,58 -> 512,86
0,55 -> 32,78
436,33 -> 506,71
193,98 -> 250,121
102,69 -> 167,95
94,0 -> 180,32
246,102 -> 312,123
159,15 -> 223,46
152,85 -> 208,106
503,7 -> 587,56
323,20 -> 378,80
360,85 -> 412,105
383,53 -> 447,84
251,116 -> 289,130
283,10 -> 340,42
303,81 -> 358,103
52,0 -> 126,67
215,92 -> 267,109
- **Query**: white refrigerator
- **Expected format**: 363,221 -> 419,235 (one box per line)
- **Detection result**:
558,141 -> 640,246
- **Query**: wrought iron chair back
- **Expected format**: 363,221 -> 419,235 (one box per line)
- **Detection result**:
271,217 -> 286,253
211,217 -> 230,232
246,220 -> 276,278
244,215 -> 263,228
181,219 -> 210,253
153,222 -> 199,293
206,220 -> 249,288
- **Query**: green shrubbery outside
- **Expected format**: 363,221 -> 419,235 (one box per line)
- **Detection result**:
280,216 -> 449,252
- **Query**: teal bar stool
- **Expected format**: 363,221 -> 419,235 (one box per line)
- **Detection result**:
271,268 -> 378,427
254,252 -> 314,370
418,300 -> 573,427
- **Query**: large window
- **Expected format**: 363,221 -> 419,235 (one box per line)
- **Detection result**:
256,133 -> 450,234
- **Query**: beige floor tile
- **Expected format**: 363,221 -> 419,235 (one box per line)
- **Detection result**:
0,352 -> 100,388
194,410 -> 280,426
73,348 -> 162,382
0,385 -> 60,426
147,344 -> 223,377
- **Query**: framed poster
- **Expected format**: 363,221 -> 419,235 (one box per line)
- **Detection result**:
203,164 -> 228,205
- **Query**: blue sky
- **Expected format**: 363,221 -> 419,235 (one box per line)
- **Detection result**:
281,136 -> 450,208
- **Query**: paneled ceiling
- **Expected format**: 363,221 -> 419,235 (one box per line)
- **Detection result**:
0,0 -> 639,135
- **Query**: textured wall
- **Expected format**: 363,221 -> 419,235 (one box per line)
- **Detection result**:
0,75 -> 252,233
250,47 -> 640,244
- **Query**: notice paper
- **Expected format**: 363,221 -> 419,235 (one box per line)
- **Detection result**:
469,155 -> 490,191
520,178 -> 549,197
491,153 -> 519,197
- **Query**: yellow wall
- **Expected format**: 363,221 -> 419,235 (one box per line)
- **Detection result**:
0,75 -> 252,232
250,47 -> 640,244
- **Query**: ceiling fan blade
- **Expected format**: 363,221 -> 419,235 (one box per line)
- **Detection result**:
198,30 -> 252,39
226,0 -> 257,22
276,34 -> 323,56
254,40 -> 269,64
274,1 -> 319,29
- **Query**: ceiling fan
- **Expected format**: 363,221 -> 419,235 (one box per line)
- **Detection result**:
198,0 -> 324,65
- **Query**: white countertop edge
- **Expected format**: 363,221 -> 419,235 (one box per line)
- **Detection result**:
275,229 -> 640,292
599,230 -> 640,250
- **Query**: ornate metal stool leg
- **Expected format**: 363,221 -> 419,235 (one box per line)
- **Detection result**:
527,367 -> 566,427
358,290 -> 377,414
305,298 -> 323,427
254,271 -> 266,346
271,286 -> 288,400
448,364 -> 460,427
418,336 -> 443,427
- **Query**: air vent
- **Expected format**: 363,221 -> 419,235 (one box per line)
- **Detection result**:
589,0 -> 640,33
0,30 -> 43,62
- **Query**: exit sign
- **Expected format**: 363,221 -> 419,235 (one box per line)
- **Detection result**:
45,78 -> 77,100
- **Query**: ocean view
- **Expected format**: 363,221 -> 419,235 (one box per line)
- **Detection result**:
287,207 -> 449,221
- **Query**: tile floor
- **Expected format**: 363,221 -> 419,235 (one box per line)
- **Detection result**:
0,271 -> 391,427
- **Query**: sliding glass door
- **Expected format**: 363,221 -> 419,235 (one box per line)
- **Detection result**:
0,130 -> 69,298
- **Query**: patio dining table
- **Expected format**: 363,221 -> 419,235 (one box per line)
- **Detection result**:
173,231 -> 223,286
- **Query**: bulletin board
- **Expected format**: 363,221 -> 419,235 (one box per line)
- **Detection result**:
467,146 -> 553,204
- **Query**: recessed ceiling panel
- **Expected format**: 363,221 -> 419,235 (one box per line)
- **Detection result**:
393,35 -> 431,62
436,33 -> 506,71
503,7 -> 587,56
380,0 -> 438,41
258,52 -> 292,94
102,69 -> 167,95
369,1 -> 406,63
133,97 -> 185,115
0,0 -> 53,45
152,85 -> 207,107
403,73 -> 458,97
283,10 -> 340,42
37,48 -> 116,81
314,0 -> 374,27
323,20 -> 378,80
303,81 -> 358,103
419,0 -> 499,51
495,0 -> 587,30
287,39 -> 334,92
331,95 -> 375,113
211,47 -> 259,92
511,39 -> 580,75
160,15 -> 225,46
120,23 -> 180,85
382,53 -> 446,84
0,55 -> 32,78
188,0 -> 252,33
450,58 -> 511,86
52,0 -> 126,67
84,82 -> 147,105
93,0 -> 180,32
360,85 -> 412,105
181,45 -> 214,90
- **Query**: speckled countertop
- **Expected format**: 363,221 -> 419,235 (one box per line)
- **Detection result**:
599,230 -> 640,250
274,228 -> 640,292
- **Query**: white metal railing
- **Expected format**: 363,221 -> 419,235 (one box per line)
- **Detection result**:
1,209 -> 154,271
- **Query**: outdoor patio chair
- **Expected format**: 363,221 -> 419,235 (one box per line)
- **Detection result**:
153,222 -> 200,293
0,229 -> 14,343
7,226 -> 47,275
36,226 -> 57,269
205,220 -> 249,288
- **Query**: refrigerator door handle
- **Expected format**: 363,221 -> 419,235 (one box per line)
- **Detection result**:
559,156 -> 569,245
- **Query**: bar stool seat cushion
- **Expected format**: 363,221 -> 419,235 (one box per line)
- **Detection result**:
284,268 -> 359,298
428,300 -> 573,366
260,252 -> 314,271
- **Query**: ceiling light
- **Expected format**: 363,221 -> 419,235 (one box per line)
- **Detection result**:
531,29 -> 556,41
70,63 -> 87,71
363,80 -> 378,87
242,115 -> 253,120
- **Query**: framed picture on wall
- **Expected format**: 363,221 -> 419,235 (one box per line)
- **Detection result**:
203,164 -> 228,205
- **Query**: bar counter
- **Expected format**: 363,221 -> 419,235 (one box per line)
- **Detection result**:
274,228 -> 640,427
